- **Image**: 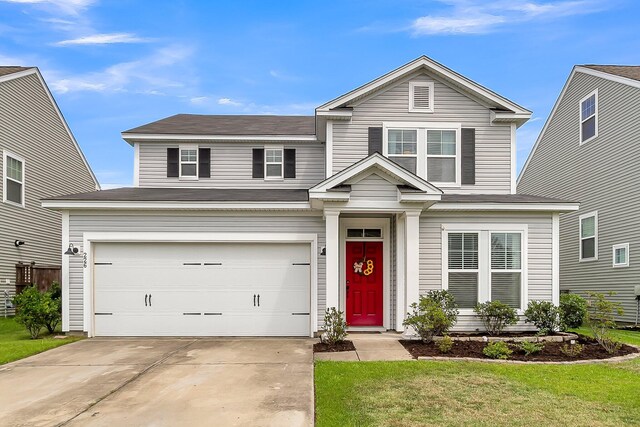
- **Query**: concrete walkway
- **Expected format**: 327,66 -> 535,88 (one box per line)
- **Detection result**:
315,332 -> 413,361
0,338 -> 314,427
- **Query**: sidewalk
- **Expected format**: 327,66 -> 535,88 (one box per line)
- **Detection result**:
315,332 -> 413,361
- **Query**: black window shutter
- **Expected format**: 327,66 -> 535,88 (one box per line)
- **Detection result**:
461,128 -> 476,185
252,148 -> 264,178
368,127 -> 383,155
167,147 -> 179,177
198,148 -> 211,178
284,149 -> 296,179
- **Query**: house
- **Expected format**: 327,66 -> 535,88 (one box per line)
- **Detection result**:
42,56 -> 578,337
518,65 -> 640,323
0,67 -> 99,313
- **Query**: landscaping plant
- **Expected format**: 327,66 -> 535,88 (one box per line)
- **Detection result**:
559,342 -> 584,357
43,282 -> 62,334
13,286 -> 46,339
524,300 -> 561,334
403,290 -> 458,343
322,307 -> 348,345
585,291 -> 623,354
517,340 -> 544,356
482,341 -> 512,359
559,293 -> 587,329
474,301 -> 518,336
438,335 -> 454,353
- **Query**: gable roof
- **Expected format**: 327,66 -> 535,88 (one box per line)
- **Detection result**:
0,67 -> 99,189
582,65 -> 640,82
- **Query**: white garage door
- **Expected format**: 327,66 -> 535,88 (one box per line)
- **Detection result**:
93,242 -> 311,337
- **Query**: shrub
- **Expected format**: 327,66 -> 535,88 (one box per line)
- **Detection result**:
403,290 -> 459,343
474,301 -> 518,336
524,300 -> 561,334
517,340 -> 544,356
322,307 -> 347,345
585,291 -> 623,354
438,335 -> 454,353
483,341 -> 512,359
43,282 -> 62,334
13,286 -> 46,339
559,293 -> 587,329
560,342 -> 584,357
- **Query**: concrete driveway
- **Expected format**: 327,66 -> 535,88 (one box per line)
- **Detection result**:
0,337 -> 314,427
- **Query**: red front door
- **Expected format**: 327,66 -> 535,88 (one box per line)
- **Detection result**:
346,241 -> 383,326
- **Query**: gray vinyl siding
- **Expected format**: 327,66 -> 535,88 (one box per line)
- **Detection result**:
518,71 -> 640,323
419,211 -> 554,331
0,73 -> 96,310
332,71 -> 513,194
349,173 -> 398,201
67,212 -> 326,331
138,141 -> 325,189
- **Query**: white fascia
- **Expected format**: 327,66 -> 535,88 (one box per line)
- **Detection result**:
430,203 -> 580,212
122,133 -> 318,143
41,200 -> 313,210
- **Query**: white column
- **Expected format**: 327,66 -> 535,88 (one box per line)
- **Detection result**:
405,211 -> 421,310
552,213 -> 560,305
325,121 -> 333,178
61,210 -> 70,332
395,213 -> 406,331
325,210 -> 340,312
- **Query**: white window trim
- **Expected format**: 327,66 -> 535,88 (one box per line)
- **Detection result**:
382,121 -> 461,187
612,243 -> 629,268
385,128 -> 418,175
2,150 -> 25,208
490,232 -> 524,309
579,211 -> 598,262
442,224 -> 528,315
579,89 -> 598,145
264,146 -> 284,180
179,145 -> 198,180
408,81 -> 434,113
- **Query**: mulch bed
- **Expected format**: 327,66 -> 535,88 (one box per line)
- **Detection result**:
449,331 -> 566,338
400,335 -> 638,362
313,340 -> 356,353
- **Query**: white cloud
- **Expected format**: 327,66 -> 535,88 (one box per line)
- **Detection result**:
55,32 -> 150,46
1,0 -> 95,15
411,0 -> 607,35
190,96 -> 209,105
217,97 -> 243,107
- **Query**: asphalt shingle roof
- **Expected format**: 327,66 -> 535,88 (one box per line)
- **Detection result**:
0,66 -> 34,77
582,65 -> 640,82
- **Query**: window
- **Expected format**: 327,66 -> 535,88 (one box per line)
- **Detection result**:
491,233 -> 522,309
265,148 -> 283,179
387,129 -> 417,174
427,130 -> 456,183
612,243 -> 629,268
409,81 -> 434,112
579,212 -> 598,261
179,147 -> 197,178
580,90 -> 597,144
3,151 -> 24,207
447,233 -> 479,308
346,228 -> 382,239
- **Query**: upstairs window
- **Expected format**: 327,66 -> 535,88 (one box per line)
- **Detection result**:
409,81 -> 434,113
612,243 -> 629,268
387,129 -> 418,174
580,90 -> 598,144
426,130 -> 456,183
179,147 -> 198,178
265,148 -> 283,179
580,211 -> 598,261
3,151 -> 24,207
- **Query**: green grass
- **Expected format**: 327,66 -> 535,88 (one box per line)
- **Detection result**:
315,329 -> 640,427
570,326 -> 640,346
0,317 -> 82,364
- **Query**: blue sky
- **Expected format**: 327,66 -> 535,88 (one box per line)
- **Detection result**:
1,0 -> 638,188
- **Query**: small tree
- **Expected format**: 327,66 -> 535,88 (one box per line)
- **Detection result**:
403,290 -> 458,343
559,293 -> 587,329
585,291 -> 623,354
524,300 -> 561,334
13,286 -> 46,339
322,307 -> 347,345
474,301 -> 518,336
43,282 -> 62,334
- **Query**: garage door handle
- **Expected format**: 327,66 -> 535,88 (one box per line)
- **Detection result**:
253,294 -> 256,307
257,294 -> 260,307
145,294 -> 148,306
148,294 -> 152,306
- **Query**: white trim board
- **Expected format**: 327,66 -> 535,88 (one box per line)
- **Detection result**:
122,133 -> 318,143
42,200 -> 313,210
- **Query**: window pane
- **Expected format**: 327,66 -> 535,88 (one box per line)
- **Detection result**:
181,150 -> 197,162
581,216 -> 595,238
491,233 -> 521,270
427,130 -> 441,143
448,233 -> 478,270
388,142 -> 401,155
581,94 -> 595,120
364,229 -> 382,238
615,247 -> 626,264
403,142 -> 417,155
347,229 -> 363,238
266,164 -> 282,177
582,116 -> 596,141
266,149 -> 282,162
582,238 -> 595,259
442,130 -> 456,143
491,272 -> 521,308
389,156 -> 416,174
6,179 -> 22,204
181,163 -> 196,176
427,158 -> 455,182
7,157 -> 22,182
448,272 -> 478,308
427,142 -> 442,155
388,130 -> 403,143
402,130 -> 417,143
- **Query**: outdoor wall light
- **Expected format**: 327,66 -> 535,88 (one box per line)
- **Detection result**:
320,247 -> 326,256
14,240 -> 25,247
64,243 -> 79,255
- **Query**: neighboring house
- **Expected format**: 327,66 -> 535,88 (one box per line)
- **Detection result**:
0,66 -> 99,312
518,65 -> 640,323
43,56 -> 577,337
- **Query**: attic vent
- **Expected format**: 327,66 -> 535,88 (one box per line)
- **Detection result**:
409,81 -> 434,112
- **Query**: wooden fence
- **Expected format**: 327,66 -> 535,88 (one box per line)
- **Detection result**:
15,263 -> 61,294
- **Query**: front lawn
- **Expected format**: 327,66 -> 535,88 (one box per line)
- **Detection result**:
315,329 -> 640,426
0,317 -> 82,364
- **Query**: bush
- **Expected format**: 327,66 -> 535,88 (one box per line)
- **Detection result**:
524,300 -> 561,334
517,340 -> 544,356
438,335 -> 454,353
585,291 -> 623,354
560,342 -> 584,357
43,282 -> 62,334
559,293 -> 587,329
321,307 -> 348,345
403,290 -> 459,343
474,301 -> 518,336
13,286 -> 46,339
483,341 -> 512,359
